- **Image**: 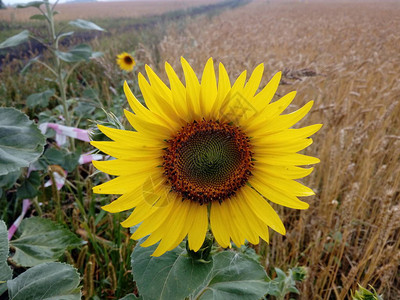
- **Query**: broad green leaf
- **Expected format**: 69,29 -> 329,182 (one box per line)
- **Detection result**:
0,30 -> 29,50
0,221 -> 12,296
91,51 -> 103,58
20,56 -> 40,74
31,148 -> 64,171
56,31 -> 74,42
10,217 -> 84,267
0,108 -> 46,176
262,267 -> 304,298
16,1 -> 44,8
119,294 -> 142,300
194,251 -> 271,300
0,170 -> 20,189
16,171 -> 40,199
69,19 -> 105,31
131,243 -> 213,300
30,14 -> 47,20
31,147 -> 78,172
63,150 -> 80,172
26,89 -> 55,108
7,262 -> 81,300
55,44 -> 93,63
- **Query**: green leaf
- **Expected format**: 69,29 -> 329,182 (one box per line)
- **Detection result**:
31,148 -> 65,171
63,150 -> 80,172
131,243 -> 213,300
0,108 -> 46,176
195,251 -> 271,300
20,56 -> 40,74
26,89 -> 55,108
55,44 -> 93,63
69,19 -> 105,31
30,14 -> 47,20
0,30 -> 29,50
16,171 -> 40,199
7,262 -> 81,300
56,31 -> 74,42
0,170 -> 21,189
0,220 -> 12,296
10,217 -> 84,267
16,1 -> 44,8
32,147 -> 78,172
119,294 -> 142,300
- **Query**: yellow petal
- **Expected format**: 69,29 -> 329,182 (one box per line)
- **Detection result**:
124,110 -> 173,139
253,124 -> 323,144
264,101 -> 315,134
253,164 -> 314,180
243,63 -> 264,99
241,186 -> 286,235
187,203 -> 208,251
200,58 -> 217,117
102,184 -> 145,213
92,159 -> 159,176
165,62 -> 191,122
249,177 -> 310,209
97,124 -> 163,147
90,140 -> 160,160
254,153 -> 320,166
212,62 -> 231,115
151,199 -> 191,256
254,138 -> 313,154
139,71 -> 180,126
210,202 -> 231,248
93,175 -> 143,195
236,191 -> 268,242
181,57 -> 201,116
253,71 -> 281,111
228,197 -> 259,244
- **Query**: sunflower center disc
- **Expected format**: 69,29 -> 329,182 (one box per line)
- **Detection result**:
163,120 -> 253,204
124,56 -> 133,64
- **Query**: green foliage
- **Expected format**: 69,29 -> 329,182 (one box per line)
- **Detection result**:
132,243 -> 213,300
0,108 -> 46,176
119,294 -> 143,300
16,171 -> 41,199
0,30 -> 29,49
263,267 -> 308,300
26,89 -> 55,108
195,251 -> 272,300
352,284 -> 383,300
7,262 -> 82,300
0,171 -> 20,191
31,147 -> 80,172
69,19 -> 105,32
132,243 -> 278,300
55,44 -> 98,63
10,217 -> 84,267
16,1 -> 45,9
0,220 -> 12,296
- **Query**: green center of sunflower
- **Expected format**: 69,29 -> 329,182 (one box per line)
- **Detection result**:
124,55 -> 133,64
163,120 -> 253,204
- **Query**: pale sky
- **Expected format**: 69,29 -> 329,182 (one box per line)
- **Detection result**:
4,0 -> 144,5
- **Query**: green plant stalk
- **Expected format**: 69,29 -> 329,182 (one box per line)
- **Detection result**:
31,197 -> 42,217
48,169 -> 62,223
43,0 -> 75,150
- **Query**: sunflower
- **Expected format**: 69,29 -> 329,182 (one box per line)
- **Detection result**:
116,52 -> 136,72
91,58 -> 321,257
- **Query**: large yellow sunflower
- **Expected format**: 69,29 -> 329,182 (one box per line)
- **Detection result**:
91,57 -> 321,257
116,52 -> 136,72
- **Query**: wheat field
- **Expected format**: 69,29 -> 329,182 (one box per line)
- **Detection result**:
158,1 -> 400,298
